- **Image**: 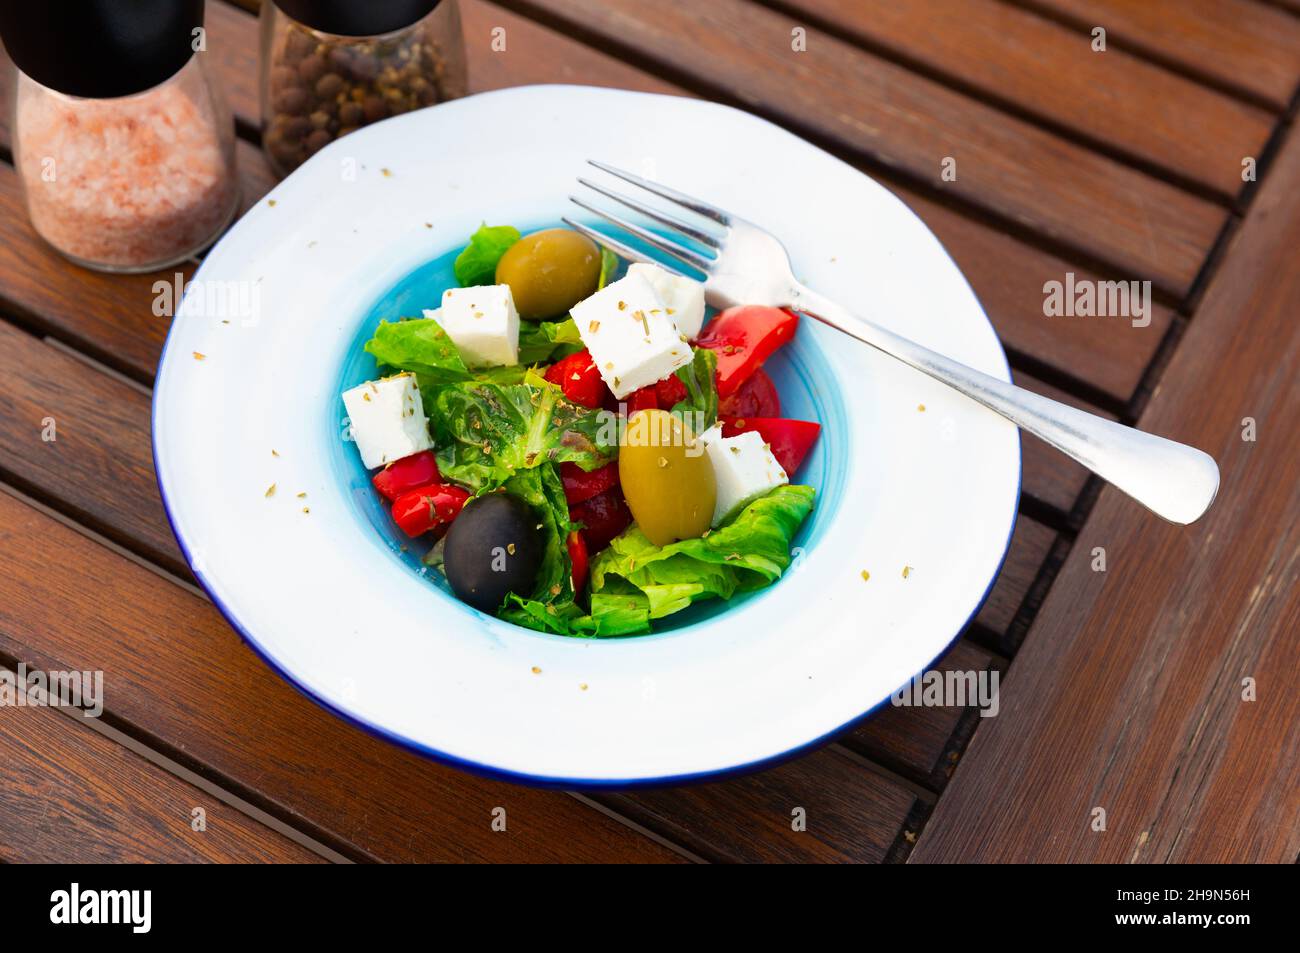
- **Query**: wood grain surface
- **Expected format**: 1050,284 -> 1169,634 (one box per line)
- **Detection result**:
0,698 -> 324,863
911,121 -> 1300,864
0,323 -> 184,576
599,746 -> 917,862
777,0 -> 1273,199
1021,0 -> 1300,111
974,515 -> 1058,636
0,168 -> 179,382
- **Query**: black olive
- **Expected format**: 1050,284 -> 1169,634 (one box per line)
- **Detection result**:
443,494 -> 544,613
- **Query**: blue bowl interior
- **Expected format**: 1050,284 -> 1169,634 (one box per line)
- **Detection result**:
330,221 -> 850,638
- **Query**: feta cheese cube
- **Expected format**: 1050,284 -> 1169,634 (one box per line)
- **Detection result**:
571,271 -> 693,399
342,373 -> 434,469
701,428 -> 789,526
628,262 -> 707,339
425,284 -> 519,367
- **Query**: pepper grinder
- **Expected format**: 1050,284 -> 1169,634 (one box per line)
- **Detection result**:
260,0 -> 467,177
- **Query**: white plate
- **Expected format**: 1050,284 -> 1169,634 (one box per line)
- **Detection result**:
153,85 -> 1019,786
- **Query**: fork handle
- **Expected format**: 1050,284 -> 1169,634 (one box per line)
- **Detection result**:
788,285 -> 1219,524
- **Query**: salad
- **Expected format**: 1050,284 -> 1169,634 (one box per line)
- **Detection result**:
341,223 -> 820,636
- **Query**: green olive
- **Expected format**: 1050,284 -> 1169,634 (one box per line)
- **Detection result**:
495,228 -> 601,319
619,410 -> 716,547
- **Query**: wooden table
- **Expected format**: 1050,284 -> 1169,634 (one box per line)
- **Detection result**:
1,0 -> 1296,863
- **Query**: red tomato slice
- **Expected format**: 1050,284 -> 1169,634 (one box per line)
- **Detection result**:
717,368 -> 780,419
625,385 -> 659,417
560,460 -> 619,506
569,487 -> 632,554
720,416 -> 821,474
566,530 -> 589,594
655,373 -> 688,408
544,349 -> 607,409
695,305 -> 798,397
390,483 -> 470,538
372,450 -> 440,502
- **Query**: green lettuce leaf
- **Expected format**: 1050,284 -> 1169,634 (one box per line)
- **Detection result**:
501,592 -> 651,637
428,371 -> 616,492
502,464 -> 572,601
517,317 -> 584,364
669,346 -> 718,433
454,223 -> 520,287
506,484 -> 815,637
588,484 -> 816,628
364,317 -> 470,384
597,246 -> 619,290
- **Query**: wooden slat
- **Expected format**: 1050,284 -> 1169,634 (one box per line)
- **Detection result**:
0,698 -> 323,863
781,0 -> 1272,198
0,168 -> 178,381
973,514 -> 1056,636
899,184 -> 1172,403
0,324 -> 183,575
236,139 -> 279,213
0,150 -> 304,386
600,746 -> 916,862
842,639 -> 997,788
0,490 -> 687,863
510,0 -> 1226,297
1023,0 -> 1300,111
458,0 -> 685,96
911,121 -> 1300,864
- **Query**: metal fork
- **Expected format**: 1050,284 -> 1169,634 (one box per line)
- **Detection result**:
565,160 -> 1219,525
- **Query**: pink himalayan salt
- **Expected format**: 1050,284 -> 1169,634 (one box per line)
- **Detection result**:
17,75 -> 237,270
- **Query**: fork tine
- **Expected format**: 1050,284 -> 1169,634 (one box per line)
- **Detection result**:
560,217 -> 688,278
569,197 -> 713,275
587,160 -> 731,226
577,177 -> 720,249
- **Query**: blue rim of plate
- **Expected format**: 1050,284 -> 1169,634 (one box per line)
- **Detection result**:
151,179 -> 1020,792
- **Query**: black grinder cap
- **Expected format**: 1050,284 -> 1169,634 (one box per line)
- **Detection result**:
0,1 -> 206,99
274,0 -> 439,37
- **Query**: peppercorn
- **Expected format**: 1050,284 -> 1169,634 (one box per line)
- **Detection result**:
261,18 -> 463,178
